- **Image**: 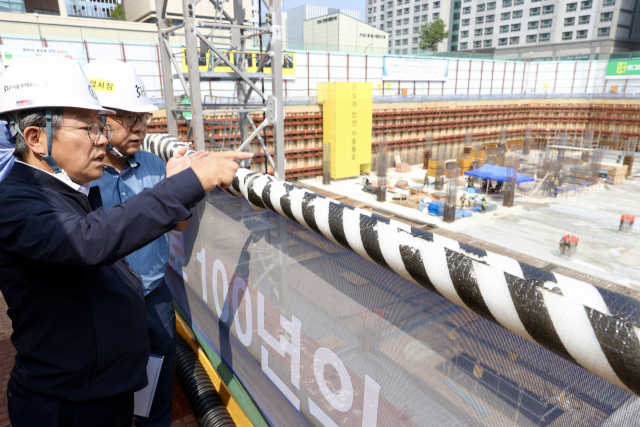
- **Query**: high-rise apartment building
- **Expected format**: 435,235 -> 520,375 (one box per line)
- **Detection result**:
456,0 -> 640,56
285,5 -> 360,49
369,0 -> 640,56
366,0 -> 453,53
67,0 -> 119,19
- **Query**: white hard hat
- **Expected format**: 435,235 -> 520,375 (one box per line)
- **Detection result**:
0,56 -> 114,116
83,59 -> 158,113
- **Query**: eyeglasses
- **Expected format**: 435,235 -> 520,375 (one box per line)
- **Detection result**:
113,113 -> 153,128
58,123 -> 114,144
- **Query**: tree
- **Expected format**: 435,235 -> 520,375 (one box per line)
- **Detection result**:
110,3 -> 125,20
418,19 -> 450,52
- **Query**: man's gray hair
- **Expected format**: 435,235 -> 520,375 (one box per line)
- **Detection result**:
12,108 -> 63,161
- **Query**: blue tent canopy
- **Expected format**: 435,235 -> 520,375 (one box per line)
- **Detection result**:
464,164 -> 534,184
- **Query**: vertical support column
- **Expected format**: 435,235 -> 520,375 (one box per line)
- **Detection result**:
83,40 -> 90,63
585,61 -> 593,94
155,44 -> 164,98
347,53 -> 349,82
233,0 -> 250,156
271,0 -> 286,179
307,51 -> 310,97
454,59 -> 458,95
182,0 -> 206,150
156,0 -> 177,137
365,54 -> 368,82
468,60 -> 472,94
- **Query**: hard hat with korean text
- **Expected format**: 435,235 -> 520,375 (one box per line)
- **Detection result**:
0,56 -> 115,116
83,59 -> 158,113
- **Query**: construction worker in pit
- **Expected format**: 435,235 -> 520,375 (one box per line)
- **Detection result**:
460,193 -> 467,209
0,57 -> 252,426
83,58 -> 205,427
467,176 -> 474,189
481,195 -> 487,213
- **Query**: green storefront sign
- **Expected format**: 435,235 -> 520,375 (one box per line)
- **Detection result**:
606,59 -> 640,79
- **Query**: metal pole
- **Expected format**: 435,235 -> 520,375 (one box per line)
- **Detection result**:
490,61 -> 494,94
35,13 -> 44,48
454,59 -> 458,94
156,0 -> 177,137
271,0 -> 286,179
83,40 -> 90,63
585,61 -> 593,94
182,0 -> 206,150
468,60 -> 472,94
155,44 -> 164,98
307,51 -> 310,97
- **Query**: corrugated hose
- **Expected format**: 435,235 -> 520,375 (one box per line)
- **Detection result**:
175,337 -> 236,427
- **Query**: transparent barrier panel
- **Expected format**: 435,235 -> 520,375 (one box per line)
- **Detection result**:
166,190 -> 639,427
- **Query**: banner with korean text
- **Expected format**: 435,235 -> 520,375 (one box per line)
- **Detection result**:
382,56 -> 449,81
166,190 -> 638,427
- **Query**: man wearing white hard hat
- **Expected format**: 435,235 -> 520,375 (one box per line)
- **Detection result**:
0,57 -> 252,426
83,58 -> 201,427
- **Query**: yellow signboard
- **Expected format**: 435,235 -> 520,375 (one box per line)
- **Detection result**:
319,82 -> 372,179
180,48 -> 296,77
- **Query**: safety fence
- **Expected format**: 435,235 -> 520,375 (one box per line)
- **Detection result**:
2,31 -> 639,101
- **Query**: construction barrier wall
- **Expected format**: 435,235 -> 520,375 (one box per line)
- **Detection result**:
147,100 -> 640,180
165,188 -> 640,427
3,17 -> 640,100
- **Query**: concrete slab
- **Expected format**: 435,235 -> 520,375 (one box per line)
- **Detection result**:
462,178 -> 640,290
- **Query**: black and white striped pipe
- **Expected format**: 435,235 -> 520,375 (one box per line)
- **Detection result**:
226,169 -> 640,396
142,133 -> 195,162
141,141 -> 640,395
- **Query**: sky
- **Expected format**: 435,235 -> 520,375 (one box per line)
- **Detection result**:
277,0 -> 366,21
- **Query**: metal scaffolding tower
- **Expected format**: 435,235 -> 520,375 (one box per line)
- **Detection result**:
155,0 -> 286,179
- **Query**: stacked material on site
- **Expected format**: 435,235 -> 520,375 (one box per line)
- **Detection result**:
224,168 -> 640,397
428,201 -> 445,216
602,165 -> 629,185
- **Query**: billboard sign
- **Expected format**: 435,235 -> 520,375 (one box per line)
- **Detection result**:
382,56 -> 449,81
0,44 -> 88,67
606,59 -> 640,80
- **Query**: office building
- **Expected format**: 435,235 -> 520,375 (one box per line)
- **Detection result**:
286,5 -> 360,49
366,0 -> 453,53
303,12 -> 388,53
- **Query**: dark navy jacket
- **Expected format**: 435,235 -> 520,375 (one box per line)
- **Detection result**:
0,162 -> 204,402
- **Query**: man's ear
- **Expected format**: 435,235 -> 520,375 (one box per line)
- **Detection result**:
23,126 -> 48,156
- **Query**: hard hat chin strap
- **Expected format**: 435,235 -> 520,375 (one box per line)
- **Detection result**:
40,108 -> 63,174
6,113 -> 24,144
103,115 -> 138,168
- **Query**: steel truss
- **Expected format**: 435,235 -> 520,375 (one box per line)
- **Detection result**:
155,0 -> 286,178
